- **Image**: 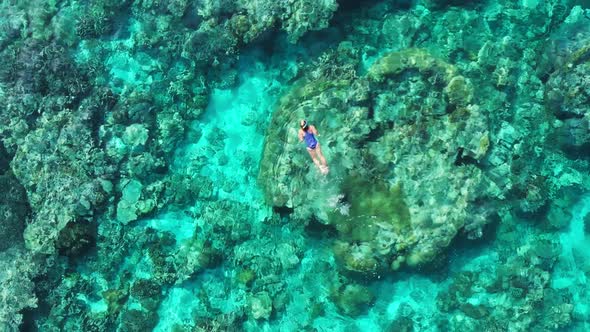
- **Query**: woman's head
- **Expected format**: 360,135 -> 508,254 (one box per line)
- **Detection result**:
300,119 -> 309,130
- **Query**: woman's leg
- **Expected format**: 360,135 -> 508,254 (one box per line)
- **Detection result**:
315,143 -> 328,167
307,148 -> 321,168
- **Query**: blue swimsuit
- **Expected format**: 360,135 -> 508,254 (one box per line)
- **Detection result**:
304,130 -> 318,149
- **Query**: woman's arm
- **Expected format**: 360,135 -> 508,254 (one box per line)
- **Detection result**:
298,129 -> 304,142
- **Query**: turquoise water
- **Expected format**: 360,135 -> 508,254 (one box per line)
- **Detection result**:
1,0 -> 590,331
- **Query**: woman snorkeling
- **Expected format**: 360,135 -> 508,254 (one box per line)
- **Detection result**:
298,119 -> 329,174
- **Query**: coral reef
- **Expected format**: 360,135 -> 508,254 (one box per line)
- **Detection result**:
1,0 -> 590,331
279,0 -> 339,43
434,215 -> 574,331
545,8 -> 590,156
331,283 -> 375,316
249,291 -> 272,320
0,171 -> 29,251
259,46 -> 501,274
0,248 -> 41,331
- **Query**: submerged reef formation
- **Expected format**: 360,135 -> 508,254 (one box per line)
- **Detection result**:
0,170 -> 29,251
404,212 -> 580,331
260,46 -> 502,274
0,248 -> 40,331
1,0 -> 590,331
546,7 -> 590,155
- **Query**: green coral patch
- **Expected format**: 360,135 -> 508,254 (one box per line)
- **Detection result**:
368,48 -> 457,82
331,176 -> 411,240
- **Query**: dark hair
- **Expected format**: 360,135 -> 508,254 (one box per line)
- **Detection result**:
301,120 -> 309,130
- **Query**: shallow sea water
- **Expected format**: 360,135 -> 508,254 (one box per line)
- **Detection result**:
2,0 -> 590,331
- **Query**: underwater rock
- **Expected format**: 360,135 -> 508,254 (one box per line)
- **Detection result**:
3,79 -> 113,254
56,221 -> 97,257
21,179 -> 107,255
485,121 -> 519,190
543,189 -> 583,231
388,316 -> 415,332
275,243 -> 301,270
333,241 -> 380,275
119,309 -> 159,332
380,10 -> 428,51
116,179 -> 155,224
330,177 -> 411,274
260,48 -> 499,273
0,172 -> 29,252
0,248 -> 39,332
75,2 -> 117,39
122,124 -> 149,151
143,230 -> 179,285
177,0 -> 341,67
545,9 -> 590,137
182,19 -> 238,64
546,64 -> 590,120
130,278 -> 163,311
280,0 -> 339,43
236,268 -> 256,287
421,0 -> 481,9
102,286 -> 129,316
556,118 -> 590,152
166,174 -> 215,205
331,283 -> 375,316
116,179 -> 143,224
544,6 -> 590,70
173,237 -> 223,284
233,232 -> 303,285
367,48 -> 458,83
460,303 -> 489,319
157,111 -> 187,154
250,291 -> 272,320
437,228 -> 573,331
444,75 -> 473,107
0,143 -> 9,173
